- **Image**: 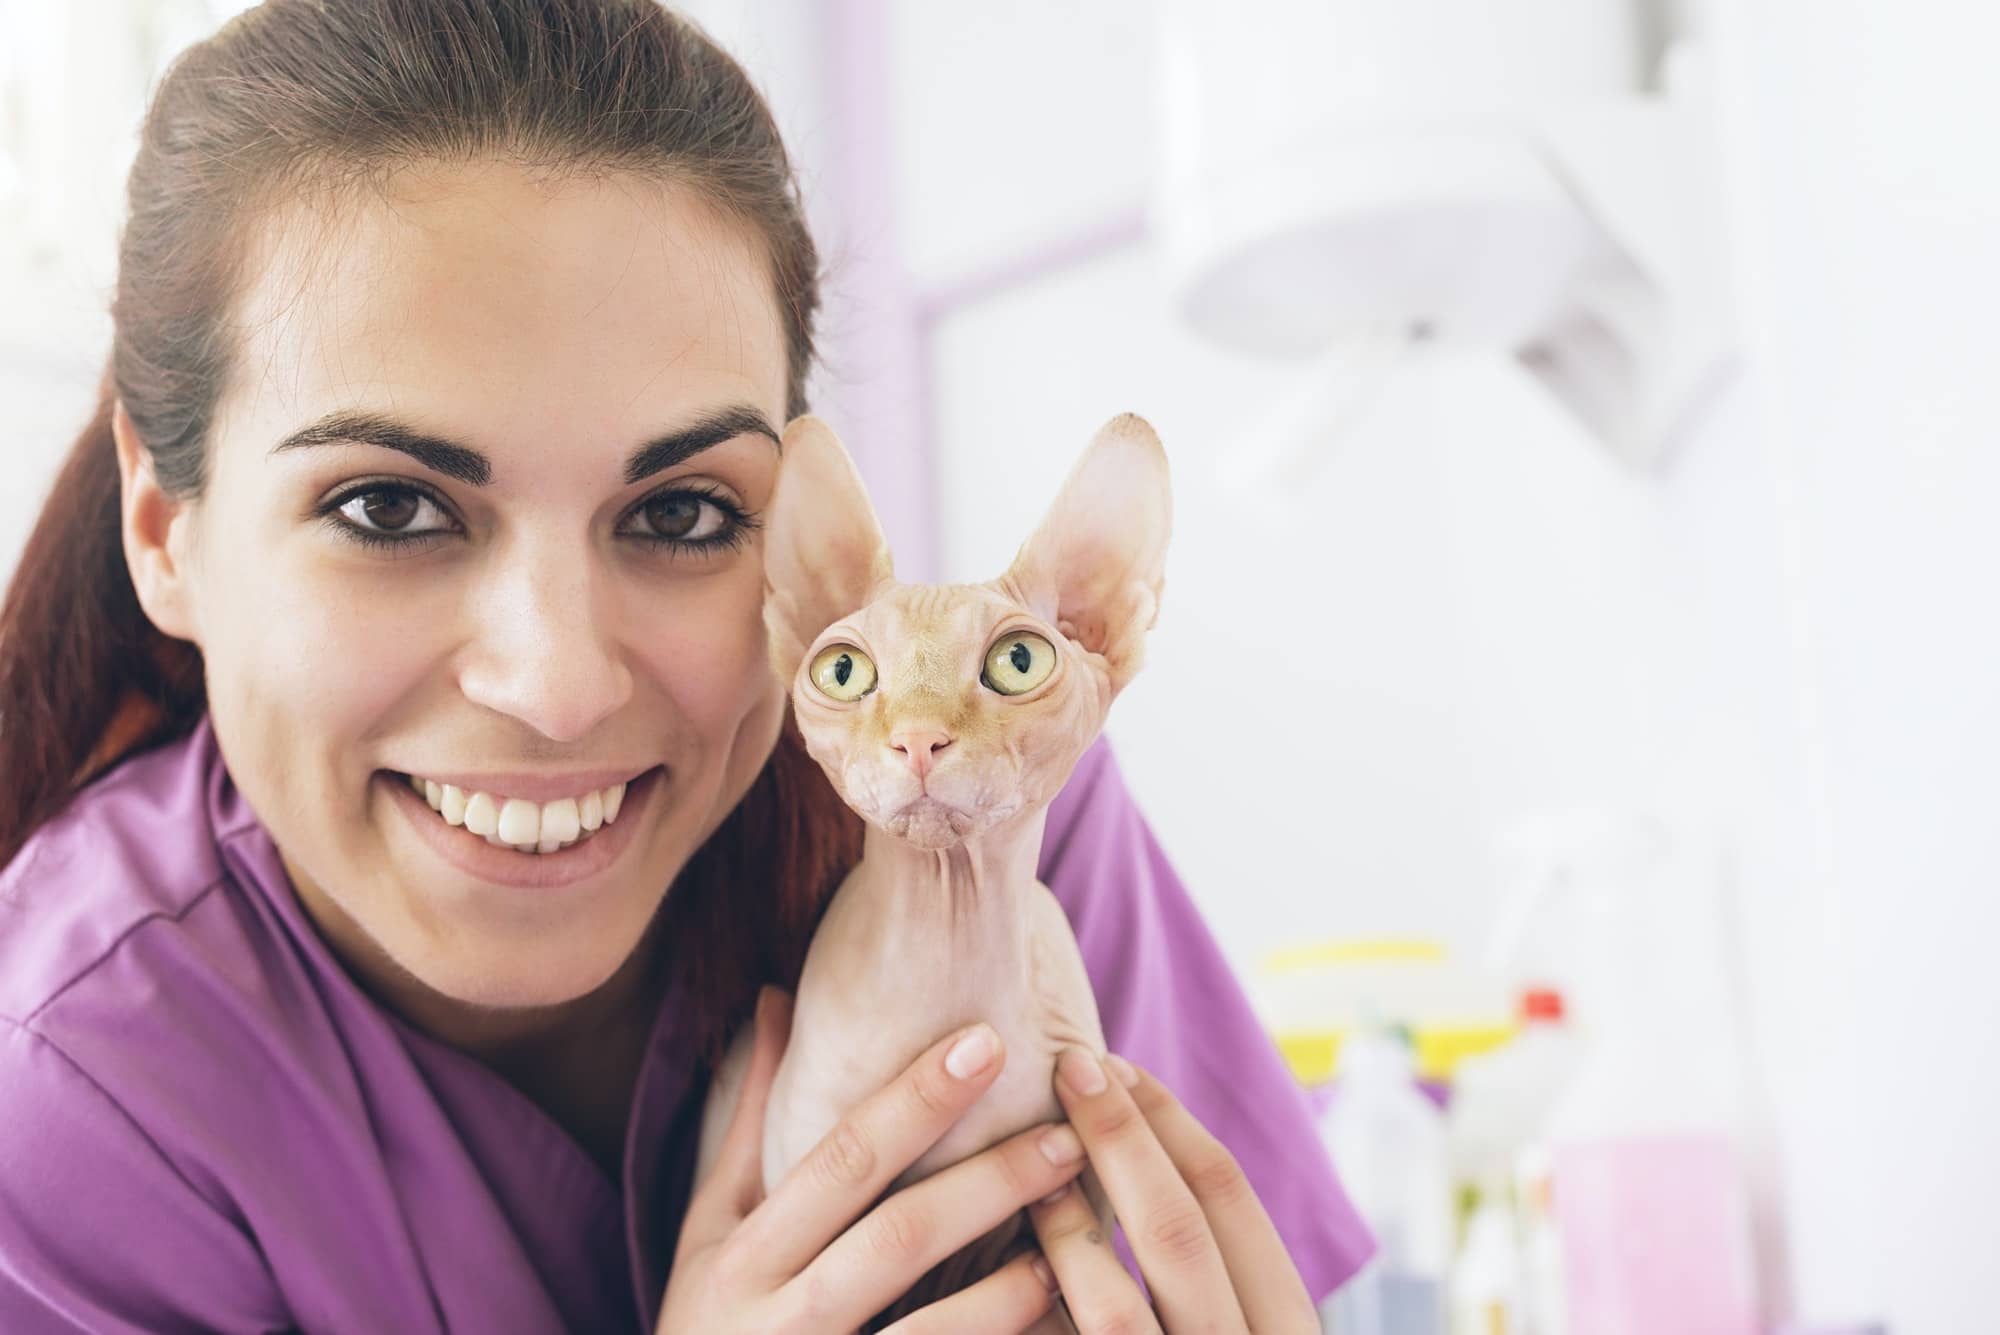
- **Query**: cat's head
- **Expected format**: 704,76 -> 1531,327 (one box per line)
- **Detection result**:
763,414 -> 1171,851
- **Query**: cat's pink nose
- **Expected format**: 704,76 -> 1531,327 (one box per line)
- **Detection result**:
890,729 -> 952,779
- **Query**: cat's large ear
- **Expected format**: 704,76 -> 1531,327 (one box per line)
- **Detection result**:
763,416 -> 896,684
1003,413 -> 1171,695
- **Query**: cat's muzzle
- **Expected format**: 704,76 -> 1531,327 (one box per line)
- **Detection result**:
887,796 -> 975,850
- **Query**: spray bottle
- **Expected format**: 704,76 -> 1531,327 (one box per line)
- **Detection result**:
1321,1020 -> 1453,1335
1484,808 -> 1759,1335
1446,985 -> 1579,1335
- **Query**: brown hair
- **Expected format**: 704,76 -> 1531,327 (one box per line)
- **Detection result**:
0,0 -> 858,1065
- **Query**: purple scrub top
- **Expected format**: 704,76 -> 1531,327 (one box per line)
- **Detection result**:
0,715 -> 1371,1332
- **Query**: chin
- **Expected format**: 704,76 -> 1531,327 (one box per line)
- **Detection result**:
405,928 -> 633,1011
881,795 -> 977,851
421,966 -> 602,1014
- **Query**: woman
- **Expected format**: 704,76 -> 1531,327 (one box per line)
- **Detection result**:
0,2 -> 1371,1330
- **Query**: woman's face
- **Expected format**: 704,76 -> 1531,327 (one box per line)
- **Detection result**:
153,160 -> 791,1021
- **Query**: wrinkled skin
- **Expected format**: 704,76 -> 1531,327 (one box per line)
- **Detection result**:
694,413 -> 1172,1324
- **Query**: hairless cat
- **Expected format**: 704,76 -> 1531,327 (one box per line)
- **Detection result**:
693,412 -> 1172,1327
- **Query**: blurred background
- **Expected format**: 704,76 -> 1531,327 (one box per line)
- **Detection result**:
2,1 -> 1992,1332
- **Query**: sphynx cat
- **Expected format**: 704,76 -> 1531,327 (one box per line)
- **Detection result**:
692,412 -> 1172,1327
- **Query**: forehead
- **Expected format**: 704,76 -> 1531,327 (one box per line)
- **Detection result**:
860,584 -> 1025,650
216,159 -> 788,461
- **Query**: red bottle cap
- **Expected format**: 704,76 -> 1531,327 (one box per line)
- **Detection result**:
1520,986 -> 1566,1022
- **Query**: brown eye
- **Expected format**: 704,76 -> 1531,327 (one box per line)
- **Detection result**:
638,491 -> 734,545
644,494 -> 700,538
334,485 -> 445,535
363,491 -> 418,529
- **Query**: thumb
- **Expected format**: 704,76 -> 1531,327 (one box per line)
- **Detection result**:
682,984 -> 793,1250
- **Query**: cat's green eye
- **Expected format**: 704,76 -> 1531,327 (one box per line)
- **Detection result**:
809,643 -> 877,701
981,631 -> 1056,696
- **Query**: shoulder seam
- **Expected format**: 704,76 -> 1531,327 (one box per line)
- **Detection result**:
0,1011 -> 239,1220
20,874 -> 234,1026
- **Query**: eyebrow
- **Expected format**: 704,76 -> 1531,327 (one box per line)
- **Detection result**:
268,404 -> 781,486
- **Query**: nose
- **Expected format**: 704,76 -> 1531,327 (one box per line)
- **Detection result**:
890,728 -> 952,780
456,546 -> 634,743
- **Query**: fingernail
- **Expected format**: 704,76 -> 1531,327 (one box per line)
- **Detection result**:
945,1024 -> 998,1079
1106,1053 -> 1140,1088
1032,1254 -> 1058,1290
1057,1046 -> 1107,1097
1038,1125 -> 1084,1166
1037,1182 -> 1071,1206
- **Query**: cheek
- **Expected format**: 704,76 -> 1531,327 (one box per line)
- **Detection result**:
990,682 -> 1097,786
633,566 -> 770,736
202,541 -> 435,743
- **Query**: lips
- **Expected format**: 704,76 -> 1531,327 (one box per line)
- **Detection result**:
382,765 -> 664,891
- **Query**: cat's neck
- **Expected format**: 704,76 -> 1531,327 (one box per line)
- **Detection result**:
789,807 -> 1053,1050
851,807 -> 1050,949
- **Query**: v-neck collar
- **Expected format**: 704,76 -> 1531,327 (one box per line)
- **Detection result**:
215,748 -> 710,1332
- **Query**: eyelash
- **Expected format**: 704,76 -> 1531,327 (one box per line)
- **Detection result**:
313,480 -> 760,558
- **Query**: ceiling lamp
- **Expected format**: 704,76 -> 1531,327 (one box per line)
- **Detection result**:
1157,0 -> 1733,472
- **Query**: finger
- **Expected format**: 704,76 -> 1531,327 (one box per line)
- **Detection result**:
680,986 -> 792,1251
798,1119 -> 1088,1319
741,1020 -> 1007,1282
1107,1055 -> 1318,1334
1026,1179 -> 1159,1335
875,1249 -> 1059,1335
1052,1047 -> 1245,1333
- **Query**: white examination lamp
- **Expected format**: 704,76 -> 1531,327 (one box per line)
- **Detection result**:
1157,0 -> 1733,477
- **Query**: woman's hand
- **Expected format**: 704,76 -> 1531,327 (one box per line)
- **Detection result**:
1027,1048 -> 1320,1334
661,987 -> 1081,1333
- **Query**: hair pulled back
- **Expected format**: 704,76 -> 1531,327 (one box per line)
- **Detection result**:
0,0 -> 857,1063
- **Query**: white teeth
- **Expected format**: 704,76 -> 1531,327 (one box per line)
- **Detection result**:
539,798 -> 580,853
496,798 -> 540,846
463,791 -> 499,838
404,771 -> 645,854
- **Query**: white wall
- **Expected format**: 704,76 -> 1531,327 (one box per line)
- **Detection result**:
888,1 -> 1996,1331
1703,0 -> 2000,1328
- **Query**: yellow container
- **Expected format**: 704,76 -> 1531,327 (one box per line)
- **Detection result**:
1274,1022 -> 1518,1086
1257,937 -> 1516,1086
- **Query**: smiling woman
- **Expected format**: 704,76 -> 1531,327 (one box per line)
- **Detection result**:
0,1 -> 1369,1331
128,161 -> 806,1031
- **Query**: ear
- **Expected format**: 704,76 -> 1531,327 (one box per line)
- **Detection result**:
112,399 -> 200,643
762,415 -> 896,683
1003,413 -> 1171,695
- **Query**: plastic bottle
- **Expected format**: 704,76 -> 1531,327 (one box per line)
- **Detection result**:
1490,810 -> 1760,1335
1513,1149 -> 1565,1335
1447,988 -> 1581,1184
1449,1189 -> 1524,1335
1446,987 -> 1580,1335
1321,1025 -> 1452,1335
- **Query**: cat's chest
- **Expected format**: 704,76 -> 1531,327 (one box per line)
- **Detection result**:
763,880 -> 1104,1191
